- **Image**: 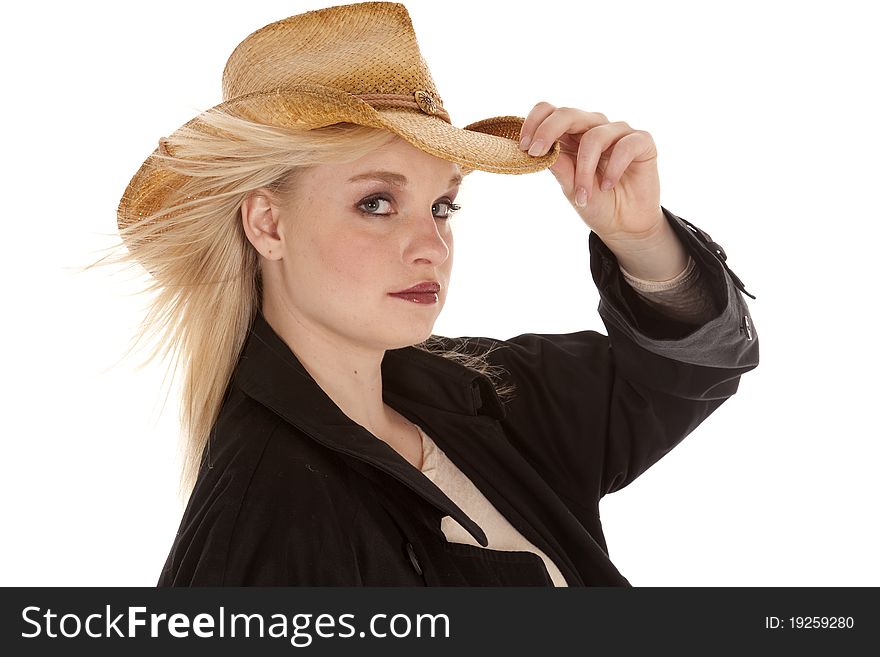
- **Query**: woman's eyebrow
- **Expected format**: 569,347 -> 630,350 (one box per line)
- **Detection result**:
347,170 -> 463,188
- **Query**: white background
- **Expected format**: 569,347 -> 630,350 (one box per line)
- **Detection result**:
1,0 -> 877,586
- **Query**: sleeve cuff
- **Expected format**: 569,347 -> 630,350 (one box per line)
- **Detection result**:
588,206 -> 759,374
620,255 -> 697,292
620,256 -> 719,325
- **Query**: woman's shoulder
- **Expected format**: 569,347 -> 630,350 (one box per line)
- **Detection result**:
200,386 -> 360,512
423,330 -> 611,382
159,388 -> 360,585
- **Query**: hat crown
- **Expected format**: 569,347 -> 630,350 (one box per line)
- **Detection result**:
222,2 -> 442,106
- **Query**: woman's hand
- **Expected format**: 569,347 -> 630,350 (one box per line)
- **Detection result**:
519,102 -> 689,281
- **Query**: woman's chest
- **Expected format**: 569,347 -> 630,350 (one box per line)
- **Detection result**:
345,467 -> 556,586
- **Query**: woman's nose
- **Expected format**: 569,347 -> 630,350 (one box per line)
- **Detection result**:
406,213 -> 450,265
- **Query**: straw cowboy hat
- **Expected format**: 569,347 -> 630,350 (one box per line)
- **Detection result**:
117,1 -> 560,232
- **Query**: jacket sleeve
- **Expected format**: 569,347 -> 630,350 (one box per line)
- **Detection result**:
477,206 -> 759,509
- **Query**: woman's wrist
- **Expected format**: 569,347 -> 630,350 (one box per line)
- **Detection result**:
602,213 -> 690,282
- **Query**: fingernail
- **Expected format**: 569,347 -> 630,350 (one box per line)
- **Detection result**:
575,186 -> 588,207
601,178 -> 614,191
527,140 -> 545,157
519,134 -> 532,151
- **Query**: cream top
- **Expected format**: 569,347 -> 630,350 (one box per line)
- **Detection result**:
417,424 -> 570,586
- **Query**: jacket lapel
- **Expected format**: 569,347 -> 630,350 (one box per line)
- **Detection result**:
231,311 -> 502,547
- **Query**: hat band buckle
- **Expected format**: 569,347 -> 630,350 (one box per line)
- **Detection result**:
357,91 -> 450,123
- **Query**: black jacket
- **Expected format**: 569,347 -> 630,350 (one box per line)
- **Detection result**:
158,207 -> 759,586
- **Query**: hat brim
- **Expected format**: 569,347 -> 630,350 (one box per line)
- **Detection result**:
118,85 -> 559,231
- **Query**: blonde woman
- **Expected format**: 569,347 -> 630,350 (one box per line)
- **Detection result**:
109,2 -> 758,585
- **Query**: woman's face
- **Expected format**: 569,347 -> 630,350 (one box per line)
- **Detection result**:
266,137 -> 461,352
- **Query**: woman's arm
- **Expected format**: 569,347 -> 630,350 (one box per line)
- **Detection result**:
456,207 -> 757,516
450,106 -> 761,511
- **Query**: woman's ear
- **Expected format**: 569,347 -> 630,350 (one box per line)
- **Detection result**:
241,189 -> 284,260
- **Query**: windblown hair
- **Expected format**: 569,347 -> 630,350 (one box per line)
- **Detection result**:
91,112 -> 515,496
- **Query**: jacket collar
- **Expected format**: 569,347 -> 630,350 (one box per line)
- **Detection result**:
230,310 -> 505,546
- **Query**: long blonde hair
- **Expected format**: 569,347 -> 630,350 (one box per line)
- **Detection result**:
90,111 -> 515,496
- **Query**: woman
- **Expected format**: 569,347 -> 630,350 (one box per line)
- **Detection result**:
113,2 -> 758,585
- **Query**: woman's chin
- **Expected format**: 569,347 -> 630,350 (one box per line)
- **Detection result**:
383,322 -> 439,350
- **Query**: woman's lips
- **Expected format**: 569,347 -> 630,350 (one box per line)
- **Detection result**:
388,291 -> 439,304
389,281 -> 440,304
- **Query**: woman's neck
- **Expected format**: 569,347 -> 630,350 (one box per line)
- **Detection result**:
262,303 -> 394,436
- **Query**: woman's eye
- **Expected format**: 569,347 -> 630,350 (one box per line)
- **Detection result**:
433,201 -> 461,219
358,196 -> 394,215
357,195 -> 461,219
